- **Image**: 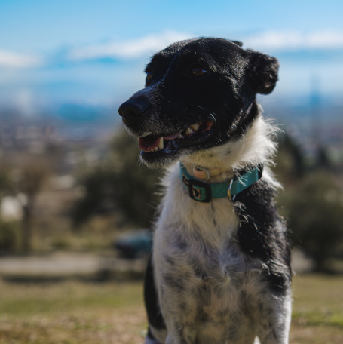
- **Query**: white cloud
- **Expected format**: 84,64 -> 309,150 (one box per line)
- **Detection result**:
68,31 -> 193,60
0,50 -> 43,68
67,30 -> 343,62
243,31 -> 343,50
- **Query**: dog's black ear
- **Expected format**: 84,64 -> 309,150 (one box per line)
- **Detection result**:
249,51 -> 279,94
232,40 -> 243,47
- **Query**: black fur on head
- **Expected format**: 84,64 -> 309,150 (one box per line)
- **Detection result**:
118,38 -> 279,168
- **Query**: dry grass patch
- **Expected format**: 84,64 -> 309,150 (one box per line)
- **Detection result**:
0,281 -> 146,344
290,274 -> 343,343
0,308 -> 146,344
0,275 -> 343,343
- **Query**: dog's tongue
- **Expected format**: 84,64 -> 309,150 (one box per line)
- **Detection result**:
139,136 -> 160,151
163,132 -> 180,140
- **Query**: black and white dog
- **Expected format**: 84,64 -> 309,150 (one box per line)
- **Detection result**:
118,38 -> 292,344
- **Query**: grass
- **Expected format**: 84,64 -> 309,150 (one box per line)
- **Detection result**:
292,274 -> 343,329
0,275 -> 342,343
0,282 -> 143,315
0,282 -> 146,344
290,274 -> 343,344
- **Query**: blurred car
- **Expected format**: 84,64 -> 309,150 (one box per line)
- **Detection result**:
112,230 -> 152,259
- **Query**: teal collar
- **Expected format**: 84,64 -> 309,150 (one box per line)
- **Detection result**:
179,162 -> 262,203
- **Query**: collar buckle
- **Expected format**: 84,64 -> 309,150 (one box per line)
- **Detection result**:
188,178 -> 212,203
182,173 -> 212,202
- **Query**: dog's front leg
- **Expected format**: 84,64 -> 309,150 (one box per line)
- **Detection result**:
158,289 -> 197,344
257,292 -> 292,344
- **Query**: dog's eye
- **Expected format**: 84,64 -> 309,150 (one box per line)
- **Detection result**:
146,72 -> 153,81
191,67 -> 207,77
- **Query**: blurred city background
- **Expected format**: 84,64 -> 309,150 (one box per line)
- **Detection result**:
0,1 -> 343,343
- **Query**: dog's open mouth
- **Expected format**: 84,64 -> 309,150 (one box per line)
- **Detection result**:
138,121 -> 214,154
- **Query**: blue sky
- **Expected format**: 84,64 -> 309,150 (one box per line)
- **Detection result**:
1,0 -> 343,112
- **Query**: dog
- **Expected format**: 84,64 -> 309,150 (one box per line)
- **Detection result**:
118,38 -> 292,344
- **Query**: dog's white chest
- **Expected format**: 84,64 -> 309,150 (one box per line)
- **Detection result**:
153,225 -> 268,344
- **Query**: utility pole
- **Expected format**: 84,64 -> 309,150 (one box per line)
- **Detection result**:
310,75 -> 321,161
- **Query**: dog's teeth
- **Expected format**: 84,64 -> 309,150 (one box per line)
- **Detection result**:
140,132 -> 152,137
190,124 -> 199,131
154,147 -> 158,152
178,133 -> 184,138
185,127 -> 193,136
158,137 -> 164,150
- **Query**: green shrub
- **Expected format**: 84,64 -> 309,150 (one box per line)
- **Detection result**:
286,172 -> 343,272
0,221 -> 20,252
51,235 -> 71,250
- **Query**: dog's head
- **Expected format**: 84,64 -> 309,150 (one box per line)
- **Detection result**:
118,38 -> 279,168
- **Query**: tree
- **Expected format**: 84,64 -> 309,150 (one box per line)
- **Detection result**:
316,145 -> 331,170
72,130 -> 163,229
15,161 -> 49,252
0,168 -> 17,253
287,172 -> 343,272
273,133 -> 305,185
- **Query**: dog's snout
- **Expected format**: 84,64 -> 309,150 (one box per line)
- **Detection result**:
118,99 -> 147,119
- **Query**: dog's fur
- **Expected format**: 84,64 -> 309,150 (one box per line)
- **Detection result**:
119,38 -> 292,344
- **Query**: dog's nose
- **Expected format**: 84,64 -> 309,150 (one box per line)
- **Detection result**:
118,99 -> 147,119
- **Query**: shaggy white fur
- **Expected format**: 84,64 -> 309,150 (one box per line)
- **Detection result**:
181,114 -> 278,177
149,115 -> 291,344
